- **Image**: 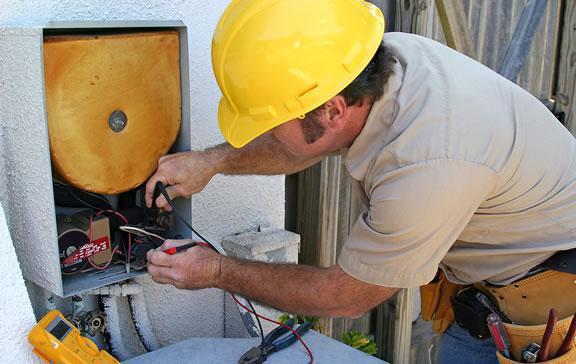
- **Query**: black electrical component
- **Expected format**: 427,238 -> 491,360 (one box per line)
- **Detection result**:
54,181 -> 174,275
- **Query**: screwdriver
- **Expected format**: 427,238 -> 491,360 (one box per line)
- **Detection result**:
487,313 -> 512,359
539,308 -> 557,362
556,312 -> 575,356
162,242 -> 198,255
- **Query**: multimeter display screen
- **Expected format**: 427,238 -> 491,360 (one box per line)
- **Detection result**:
50,320 -> 71,341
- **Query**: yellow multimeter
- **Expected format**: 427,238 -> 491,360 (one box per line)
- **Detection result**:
28,310 -> 119,364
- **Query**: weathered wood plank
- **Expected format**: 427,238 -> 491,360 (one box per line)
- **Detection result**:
393,288 -> 416,364
498,0 -> 550,81
555,0 -> 576,133
395,0 -> 422,34
296,157 -> 339,337
376,298 -> 397,362
296,155 -> 373,339
296,163 -> 322,267
435,0 -> 477,57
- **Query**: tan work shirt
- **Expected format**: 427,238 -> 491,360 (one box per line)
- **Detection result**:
338,32 -> 576,288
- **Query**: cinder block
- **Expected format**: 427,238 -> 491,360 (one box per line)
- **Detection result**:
222,228 -> 300,264
222,228 -> 300,334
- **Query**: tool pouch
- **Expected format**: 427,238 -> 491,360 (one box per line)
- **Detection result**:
496,349 -> 576,364
450,287 -> 492,340
494,316 -> 576,364
420,270 -> 462,333
477,271 -> 576,325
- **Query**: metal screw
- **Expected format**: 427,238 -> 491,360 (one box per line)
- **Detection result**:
108,110 -> 127,132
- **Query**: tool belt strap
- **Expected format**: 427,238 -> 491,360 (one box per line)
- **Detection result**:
538,248 -> 576,274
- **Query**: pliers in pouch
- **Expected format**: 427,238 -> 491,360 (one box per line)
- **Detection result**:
238,319 -> 312,364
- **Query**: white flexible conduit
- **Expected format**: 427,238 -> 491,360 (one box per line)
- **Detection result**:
97,282 -> 160,357
128,294 -> 160,351
100,295 -> 135,361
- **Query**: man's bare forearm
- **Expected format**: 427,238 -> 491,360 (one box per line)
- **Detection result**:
218,257 -> 352,317
205,135 -> 321,176
216,255 -> 397,318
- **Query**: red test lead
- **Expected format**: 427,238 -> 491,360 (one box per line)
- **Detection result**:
162,242 -> 199,255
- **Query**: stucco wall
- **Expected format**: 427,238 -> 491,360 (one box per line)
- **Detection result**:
0,202 -> 41,363
0,0 -> 285,358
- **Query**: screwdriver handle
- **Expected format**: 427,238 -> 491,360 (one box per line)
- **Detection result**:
557,314 -> 576,356
487,313 -> 512,359
539,308 -> 558,362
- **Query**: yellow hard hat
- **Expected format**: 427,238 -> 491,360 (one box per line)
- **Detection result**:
212,0 -> 385,148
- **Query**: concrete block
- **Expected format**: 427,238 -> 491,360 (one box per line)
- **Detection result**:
222,229 -> 300,335
222,228 -> 300,263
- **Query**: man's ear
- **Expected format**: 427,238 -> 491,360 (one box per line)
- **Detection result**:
323,95 -> 348,130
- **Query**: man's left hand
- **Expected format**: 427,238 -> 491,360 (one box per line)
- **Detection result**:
146,240 -> 222,290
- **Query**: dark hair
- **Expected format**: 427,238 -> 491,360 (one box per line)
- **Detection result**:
300,43 -> 396,143
340,43 -> 396,106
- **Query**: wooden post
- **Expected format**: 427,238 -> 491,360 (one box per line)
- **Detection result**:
555,0 -> 576,133
296,155 -> 373,338
435,0 -> 477,58
393,288 -> 417,364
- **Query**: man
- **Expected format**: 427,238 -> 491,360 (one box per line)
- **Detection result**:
145,1 -> 576,362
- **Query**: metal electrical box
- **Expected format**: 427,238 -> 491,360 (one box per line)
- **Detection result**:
0,21 -> 192,297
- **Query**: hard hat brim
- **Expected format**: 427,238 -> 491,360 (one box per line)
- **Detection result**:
218,97 -> 290,148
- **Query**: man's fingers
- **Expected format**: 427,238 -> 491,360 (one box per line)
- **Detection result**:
146,249 -> 175,267
154,194 -> 171,211
155,185 -> 186,211
147,264 -> 177,285
145,174 -> 168,208
146,240 -> 193,265
159,239 -> 193,251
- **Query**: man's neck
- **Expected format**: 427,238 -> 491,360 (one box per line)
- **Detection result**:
341,99 -> 375,149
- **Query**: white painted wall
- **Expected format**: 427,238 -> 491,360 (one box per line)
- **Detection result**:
0,202 -> 41,363
0,0 -> 285,359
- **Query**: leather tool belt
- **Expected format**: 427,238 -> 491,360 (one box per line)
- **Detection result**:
471,248 -> 576,324
421,248 -> 576,362
450,248 -> 576,363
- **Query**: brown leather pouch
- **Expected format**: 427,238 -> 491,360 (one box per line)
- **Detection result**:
420,270 -> 463,333
495,316 -> 576,364
496,348 -> 576,364
475,270 -> 576,363
477,271 -> 576,325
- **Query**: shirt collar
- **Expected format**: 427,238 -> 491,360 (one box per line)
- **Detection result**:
344,58 -> 405,181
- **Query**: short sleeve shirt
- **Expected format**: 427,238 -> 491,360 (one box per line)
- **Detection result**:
338,33 -> 576,288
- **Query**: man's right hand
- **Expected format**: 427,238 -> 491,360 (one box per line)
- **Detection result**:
145,150 -> 218,210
